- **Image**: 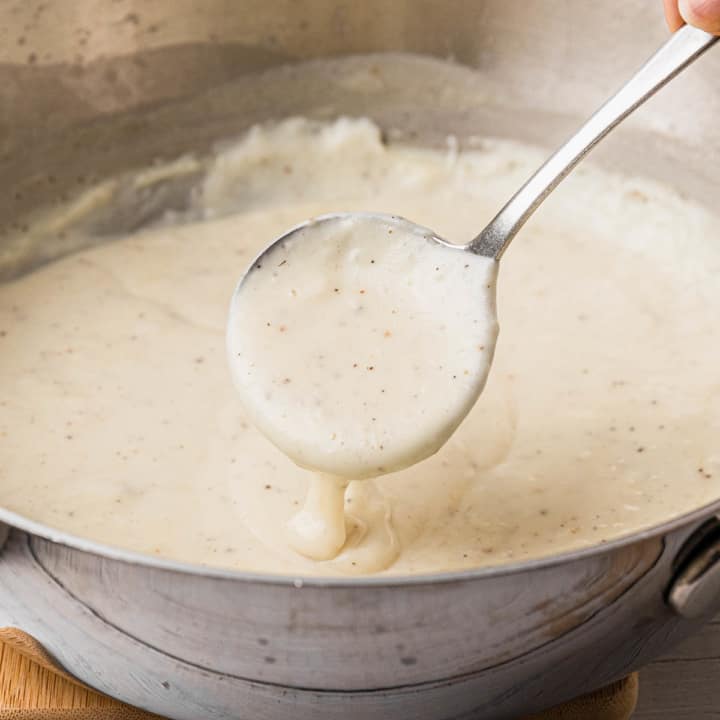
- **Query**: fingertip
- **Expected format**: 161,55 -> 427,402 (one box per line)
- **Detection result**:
664,0 -> 686,30
679,0 -> 720,33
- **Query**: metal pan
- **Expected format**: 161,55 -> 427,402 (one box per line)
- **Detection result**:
0,2 -> 718,718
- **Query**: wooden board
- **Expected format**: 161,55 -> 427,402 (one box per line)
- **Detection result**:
0,640 -> 124,710
0,639 -> 161,718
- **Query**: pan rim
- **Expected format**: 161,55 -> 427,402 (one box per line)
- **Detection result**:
2,494 -> 719,588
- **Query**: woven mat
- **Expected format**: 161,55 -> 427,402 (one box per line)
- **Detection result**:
0,628 -> 638,719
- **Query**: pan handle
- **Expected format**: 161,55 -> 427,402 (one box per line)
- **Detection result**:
668,520 -> 720,618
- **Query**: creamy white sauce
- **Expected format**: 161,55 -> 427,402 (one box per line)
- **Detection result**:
1,117 -> 718,576
227,213 -> 497,559
228,214 -> 497,479
285,475 -> 351,561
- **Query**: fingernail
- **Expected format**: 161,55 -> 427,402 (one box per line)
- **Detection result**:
679,0 -> 720,33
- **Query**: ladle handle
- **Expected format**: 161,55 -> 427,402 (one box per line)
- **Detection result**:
469,24 -> 718,260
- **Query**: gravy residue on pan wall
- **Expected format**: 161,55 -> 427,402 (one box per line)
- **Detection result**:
1,117 -> 719,576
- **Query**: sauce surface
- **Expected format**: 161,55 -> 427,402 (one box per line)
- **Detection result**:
0,117 -> 718,576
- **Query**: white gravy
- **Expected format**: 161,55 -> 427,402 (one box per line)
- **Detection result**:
227,213 -> 497,560
0,117 -> 718,576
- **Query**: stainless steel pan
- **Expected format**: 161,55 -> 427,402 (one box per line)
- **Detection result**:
1,2 -> 719,718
